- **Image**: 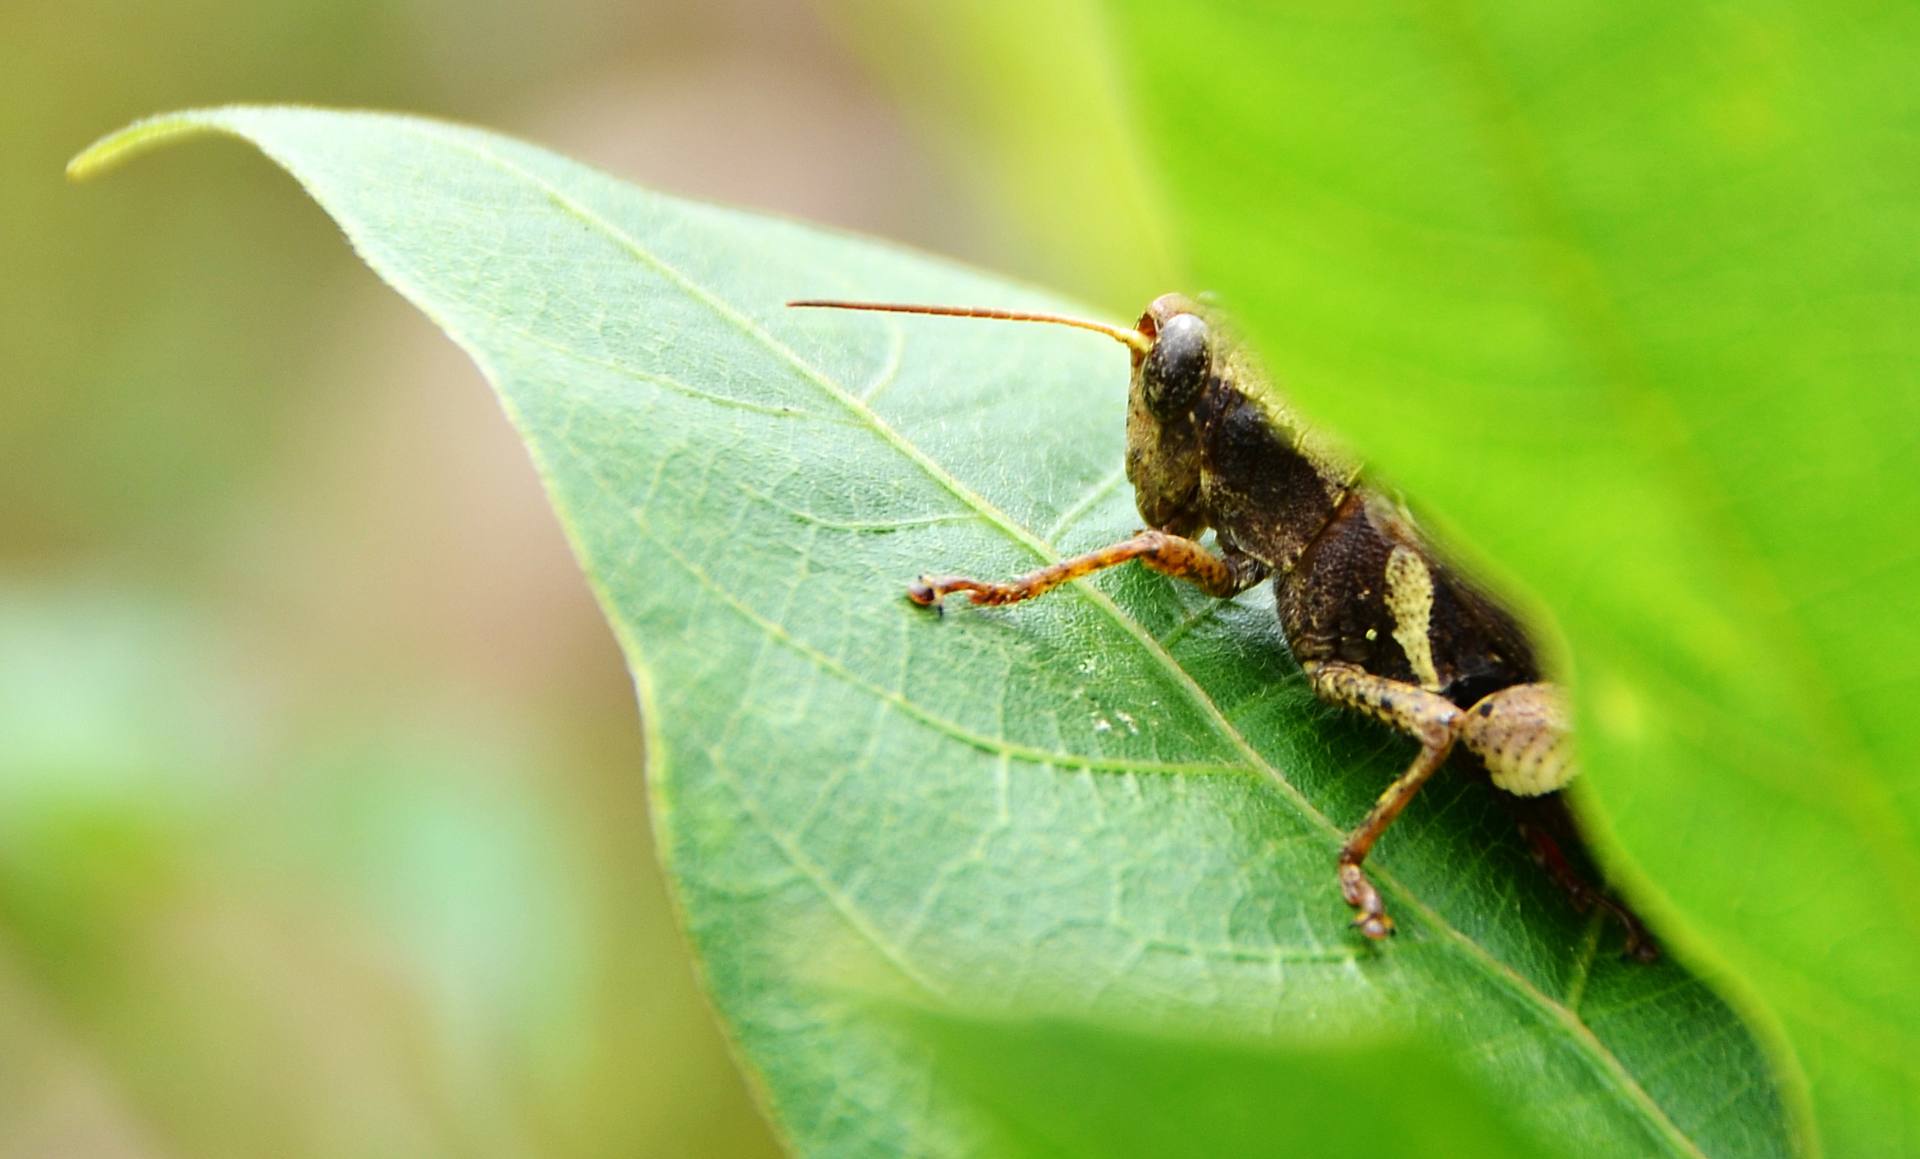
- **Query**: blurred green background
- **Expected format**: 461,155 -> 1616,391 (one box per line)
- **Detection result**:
5,2 -> 1157,1154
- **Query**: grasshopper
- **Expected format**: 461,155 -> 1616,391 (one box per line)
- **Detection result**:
792,293 -> 1655,958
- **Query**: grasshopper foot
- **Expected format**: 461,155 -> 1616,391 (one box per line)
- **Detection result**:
1339,861 -> 1396,940
906,575 -> 999,608
906,576 -> 941,607
1608,900 -> 1660,962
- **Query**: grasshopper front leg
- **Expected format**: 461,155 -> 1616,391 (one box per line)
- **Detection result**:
908,530 -> 1268,608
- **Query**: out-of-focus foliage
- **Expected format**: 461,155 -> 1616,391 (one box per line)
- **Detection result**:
0,593 -> 778,1156
1105,4 -> 1919,1155
0,584 -> 775,1156
818,0 -> 1175,311
75,105 -> 1789,1157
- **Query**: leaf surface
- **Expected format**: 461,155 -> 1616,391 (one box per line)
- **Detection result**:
73,107 -> 1791,1157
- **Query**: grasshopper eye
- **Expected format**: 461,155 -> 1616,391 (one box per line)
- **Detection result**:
1143,312 -> 1210,419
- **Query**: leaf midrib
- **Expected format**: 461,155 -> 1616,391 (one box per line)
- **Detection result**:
302,110 -> 1703,1158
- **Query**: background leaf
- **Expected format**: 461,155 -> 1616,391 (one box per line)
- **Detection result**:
1105,4 -> 1919,1155
75,107 -> 1790,1157
814,0 -> 1177,307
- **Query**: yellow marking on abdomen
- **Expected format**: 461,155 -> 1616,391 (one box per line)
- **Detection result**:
1385,546 -> 1441,690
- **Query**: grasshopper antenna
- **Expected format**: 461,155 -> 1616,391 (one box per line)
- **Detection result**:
788,299 -> 1152,356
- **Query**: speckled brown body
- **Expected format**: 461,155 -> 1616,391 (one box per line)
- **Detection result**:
1111,294 -> 1640,948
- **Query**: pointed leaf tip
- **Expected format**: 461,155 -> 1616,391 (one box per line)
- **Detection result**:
67,112 -> 231,182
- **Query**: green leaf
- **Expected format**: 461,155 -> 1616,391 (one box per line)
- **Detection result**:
881,1005 -> 1545,1158
73,107 -> 1791,1157
1108,3 -> 1919,1156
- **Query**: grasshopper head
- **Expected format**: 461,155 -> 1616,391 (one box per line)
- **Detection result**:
1125,293 -> 1216,536
1130,294 -> 1358,540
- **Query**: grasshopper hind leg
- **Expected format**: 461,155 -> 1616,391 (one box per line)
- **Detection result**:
1312,662 -> 1657,957
1457,682 -> 1657,959
1306,662 -> 1465,940
1507,792 -> 1660,962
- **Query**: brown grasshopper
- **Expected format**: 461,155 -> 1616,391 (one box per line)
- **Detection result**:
792,293 -> 1655,958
